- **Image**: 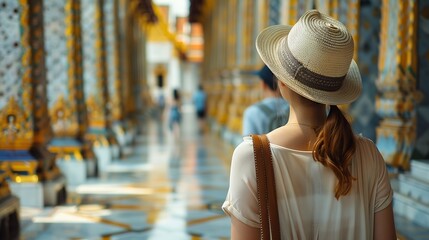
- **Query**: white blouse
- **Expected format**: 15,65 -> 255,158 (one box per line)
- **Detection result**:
222,135 -> 393,240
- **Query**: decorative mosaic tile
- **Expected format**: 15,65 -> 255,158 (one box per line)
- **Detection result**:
43,0 -> 69,108
350,0 -> 381,141
0,0 -> 22,109
81,0 -> 98,97
104,0 -> 117,101
268,0 -> 280,25
338,0 -> 349,24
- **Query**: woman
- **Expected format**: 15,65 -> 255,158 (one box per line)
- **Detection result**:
168,88 -> 182,139
222,10 -> 396,240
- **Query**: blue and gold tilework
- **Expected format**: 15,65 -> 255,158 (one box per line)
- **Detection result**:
103,0 -> 121,122
350,0 -> 381,142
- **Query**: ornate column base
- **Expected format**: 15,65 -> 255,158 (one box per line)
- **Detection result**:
28,146 -> 67,207
42,175 -> 67,206
48,138 -> 87,186
1,150 -> 42,208
112,122 -> 134,157
85,129 -> 115,174
376,120 -> 416,171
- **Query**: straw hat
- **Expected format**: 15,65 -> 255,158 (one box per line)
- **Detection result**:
256,10 -> 362,105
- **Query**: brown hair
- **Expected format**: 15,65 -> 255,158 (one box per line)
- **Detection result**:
313,105 -> 356,199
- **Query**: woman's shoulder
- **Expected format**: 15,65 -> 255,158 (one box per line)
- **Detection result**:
354,134 -> 386,168
354,134 -> 378,152
233,136 -> 254,156
231,137 -> 257,162
229,137 -> 257,177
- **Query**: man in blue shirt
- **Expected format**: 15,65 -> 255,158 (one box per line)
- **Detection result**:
242,65 -> 289,136
192,84 -> 207,133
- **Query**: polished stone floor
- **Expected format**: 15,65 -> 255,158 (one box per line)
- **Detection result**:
20,107 -> 234,240
19,106 -> 429,239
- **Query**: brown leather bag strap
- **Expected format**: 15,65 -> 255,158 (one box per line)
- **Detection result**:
261,134 -> 281,240
252,134 -> 270,239
251,134 -> 281,240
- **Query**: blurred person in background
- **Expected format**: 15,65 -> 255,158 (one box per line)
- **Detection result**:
192,84 -> 208,134
242,65 -> 289,136
168,88 -> 182,139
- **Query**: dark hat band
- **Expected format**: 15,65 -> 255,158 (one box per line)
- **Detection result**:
279,39 -> 345,92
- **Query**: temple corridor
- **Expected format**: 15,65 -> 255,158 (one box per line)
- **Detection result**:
1,0 -> 429,239
19,109 -> 234,239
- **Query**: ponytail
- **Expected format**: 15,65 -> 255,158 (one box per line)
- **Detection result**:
313,105 -> 356,200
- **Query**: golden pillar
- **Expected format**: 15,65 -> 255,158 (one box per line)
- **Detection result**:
29,0 -> 60,183
42,0 -> 89,182
81,0 -> 107,133
0,0 -> 36,187
376,0 -> 419,170
105,0 -> 123,123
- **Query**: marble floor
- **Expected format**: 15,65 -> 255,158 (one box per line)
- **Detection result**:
20,108 -> 234,240
19,106 -> 429,240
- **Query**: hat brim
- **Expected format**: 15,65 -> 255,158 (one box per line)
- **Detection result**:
256,25 -> 362,105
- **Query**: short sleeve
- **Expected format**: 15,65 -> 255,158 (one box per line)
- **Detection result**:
370,141 -> 394,213
222,138 -> 260,228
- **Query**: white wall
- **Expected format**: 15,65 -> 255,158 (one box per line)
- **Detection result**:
147,42 -> 172,63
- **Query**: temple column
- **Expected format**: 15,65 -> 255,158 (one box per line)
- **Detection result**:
201,2 -> 221,133
347,0 -> 381,141
1,0 -> 67,216
0,2 -> 37,225
138,24 -> 150,122
43,0 -> 90,187
227,0 -> 274,144
130,1 -> 151,132
29,0 -> 68,206
103,0 -> 129,155
203,0 -> 216,122
0,23 -> 24,230
376,0 -> 419,170
238,0 -> 264,130
80,0 -> 117,173
116,0 -> 137,145
201,1 -> 217,126
214,1 -> 226,133
379,1 -> 429,226
130,11 -> 147,120
220,0 -> 238,143
226,0 -> 248,142
124,1 -> 137,123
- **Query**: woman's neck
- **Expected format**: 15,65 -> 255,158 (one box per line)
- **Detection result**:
287,102 -> 327,128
